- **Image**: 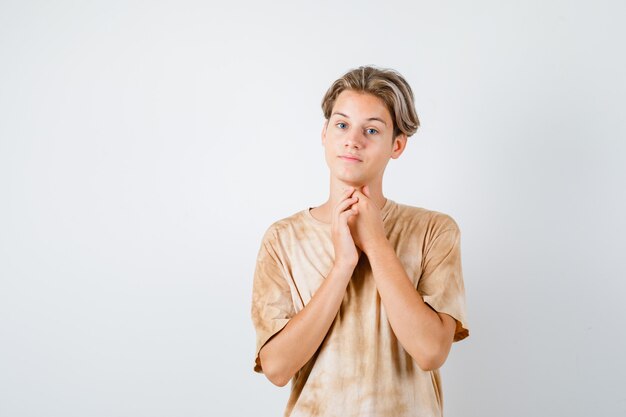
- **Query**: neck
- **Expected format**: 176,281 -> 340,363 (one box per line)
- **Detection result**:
330,177 -> 386,209
310,177 -> 387,224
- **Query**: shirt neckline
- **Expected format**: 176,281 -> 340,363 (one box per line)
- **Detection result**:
304,198 -> 396,227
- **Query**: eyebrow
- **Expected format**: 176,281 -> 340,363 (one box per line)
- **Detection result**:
331,112 -> 387,126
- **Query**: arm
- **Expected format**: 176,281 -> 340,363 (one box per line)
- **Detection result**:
259,263 -> 354,386
366,240 -> 456,371
258,188 -> 360,386
351,188 -> 457,371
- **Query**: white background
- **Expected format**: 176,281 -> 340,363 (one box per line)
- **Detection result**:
1,1 -> 625,416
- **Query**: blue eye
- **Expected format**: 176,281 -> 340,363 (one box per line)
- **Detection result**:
336,122 -> 347,129
366,128 -> 378,135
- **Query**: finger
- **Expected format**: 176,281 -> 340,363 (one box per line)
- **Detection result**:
334,196 -> 358,217
352,189 -> 366,202
334,205 -> 357,228
362,185 -> 370,198
338,207 -> 358,223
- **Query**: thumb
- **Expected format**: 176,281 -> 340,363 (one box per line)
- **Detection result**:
362,185 -> 371,198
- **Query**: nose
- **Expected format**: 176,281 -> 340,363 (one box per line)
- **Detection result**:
344,129 -> 364,149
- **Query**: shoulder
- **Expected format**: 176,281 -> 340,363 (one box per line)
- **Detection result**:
260,209 -> 309,245
392,201 -> 460,235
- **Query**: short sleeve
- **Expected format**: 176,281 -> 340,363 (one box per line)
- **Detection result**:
251,229 -> 296,373
418,221 -> 469,342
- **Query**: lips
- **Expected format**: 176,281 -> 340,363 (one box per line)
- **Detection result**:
339,154 -> 362,162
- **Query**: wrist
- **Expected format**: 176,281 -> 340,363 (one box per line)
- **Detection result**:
333,260 -> 357,276
362,236 -> 391,255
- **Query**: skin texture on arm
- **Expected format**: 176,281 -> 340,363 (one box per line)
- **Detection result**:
350,187 -> 457,371
258,188 -> 360,387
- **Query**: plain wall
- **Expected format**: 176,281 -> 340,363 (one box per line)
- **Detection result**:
1,1 -> 625,416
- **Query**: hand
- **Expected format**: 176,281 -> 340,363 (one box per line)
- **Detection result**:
331,187 -> 360,271
350,186 -> 387,254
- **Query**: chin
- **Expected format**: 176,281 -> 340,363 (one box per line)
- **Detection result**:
336,176 -> 367,188
330,167 -> 370,187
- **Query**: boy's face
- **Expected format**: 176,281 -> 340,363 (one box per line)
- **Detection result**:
322,90 -> 406,188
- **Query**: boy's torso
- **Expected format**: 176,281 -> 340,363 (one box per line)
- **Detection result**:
261,199 -> 463,417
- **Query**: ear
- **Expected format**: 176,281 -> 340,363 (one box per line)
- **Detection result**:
321,120 -> 328,146
391,133 -> 407,159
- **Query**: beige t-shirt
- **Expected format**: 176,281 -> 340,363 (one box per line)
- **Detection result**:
251,199 -> 469,417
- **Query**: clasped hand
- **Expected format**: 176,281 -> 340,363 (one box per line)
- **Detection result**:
331,185 -> 387,269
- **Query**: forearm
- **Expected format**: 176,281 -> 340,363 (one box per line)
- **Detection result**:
259,263 -> 354,386
366,239 -> 454,370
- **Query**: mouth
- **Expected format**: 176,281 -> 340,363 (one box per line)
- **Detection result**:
339,155 -> 362,162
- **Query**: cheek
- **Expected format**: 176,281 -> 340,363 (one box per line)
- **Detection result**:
323,146 -> 334,166
323,138 -> 340,155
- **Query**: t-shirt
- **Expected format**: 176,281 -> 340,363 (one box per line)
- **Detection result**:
251,199 -> 469,417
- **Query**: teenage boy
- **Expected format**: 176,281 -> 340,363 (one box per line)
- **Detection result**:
251,66 -> 469,417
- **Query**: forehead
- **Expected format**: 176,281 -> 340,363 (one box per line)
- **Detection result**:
331,90 -> 392,123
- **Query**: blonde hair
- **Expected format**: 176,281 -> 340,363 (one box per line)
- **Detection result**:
321,66 -> 420,139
